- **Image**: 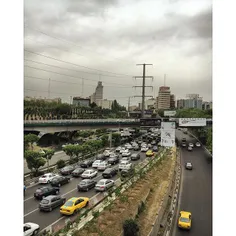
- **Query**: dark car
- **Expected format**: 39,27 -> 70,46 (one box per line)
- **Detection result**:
133,145 -> 140,151
96,154 -> 106,161
102,167 -> 118,178
131,153 -> 140,161
72,168 -> 85,177
80,159 -> 94,168
108,156 -> 119,165
77,179 -> 97,192
120,168 -> 135,178
153,146 -> 158,152
60,166 -> 75,175
50,176 -> 70,187
39,195 -> 66,212
34,186 -> 60,200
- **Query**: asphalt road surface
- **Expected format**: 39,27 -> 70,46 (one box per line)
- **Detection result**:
24,149 -> 151,231
173,130 -> 212,236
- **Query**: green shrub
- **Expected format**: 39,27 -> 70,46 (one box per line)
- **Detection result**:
56,159 -> 66,169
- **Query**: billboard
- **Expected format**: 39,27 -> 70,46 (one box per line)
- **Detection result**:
161,122 -> 176,147
179,118 -> 206,127
164,111 -> 176,117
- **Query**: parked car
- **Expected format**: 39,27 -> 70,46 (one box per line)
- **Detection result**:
60,166 -> 75,175
50,176 -> 70,187
38,173 -> 59,184
122,150 -> 131,157
141,146 -> 148,152
97,161 -> 111,171
120,168 -> 135,178
153,146 -> 158,152
80,159 -> 94,168
72,168 -> 85,177
39,195 -> 66,212
185,162 -> 193,170
34,186 -> 60,200
95,179 -> 115,192
81,169 -> 98,179
96,154 -> 106,161
77,179 -> 96,192
24,223 -> 40,236
116,146 -> 122,152
102,167 -> 118,178
131,153 -> 140,161
92,160 -> 103,168
119,160 -> 132,171
108,156 -> 119,165
178,211 -> 192,230
60,197 -> 89,215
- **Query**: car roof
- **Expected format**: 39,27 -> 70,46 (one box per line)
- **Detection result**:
67,197 -> 79,202
43,195 -> 59,200
180,211 -> 191,217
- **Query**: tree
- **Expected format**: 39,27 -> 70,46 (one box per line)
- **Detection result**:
90,102 -> 97,108
63,145 -> 75,160
101,134 -> 109,147
42,149 -> 55,171
24,150 -> 46,175
123,219 -> 139,236
112,133 -> 121,146
24,134 -> 39,150
206,128 -> 212,154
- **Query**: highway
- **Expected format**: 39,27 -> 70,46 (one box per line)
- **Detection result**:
24,148 -> 150,231
173,130 -> 212,236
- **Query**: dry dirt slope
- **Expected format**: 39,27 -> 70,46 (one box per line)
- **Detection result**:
74,152 -> 176,236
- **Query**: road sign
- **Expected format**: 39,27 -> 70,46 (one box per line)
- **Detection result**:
161,122 -> 176,147
179,118 -> 206,127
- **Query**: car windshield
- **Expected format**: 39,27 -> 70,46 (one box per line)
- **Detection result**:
80,181 -> 87,185
131,154 -> 137,157
41,199 -> 49,204
104,168 -> 112,173
64,201 -> 74,207
180,217 -> 190,223
83,171 -> 90,174
98,180 -> 105,185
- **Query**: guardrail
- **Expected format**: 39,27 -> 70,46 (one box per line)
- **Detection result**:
39,148 -> 168,236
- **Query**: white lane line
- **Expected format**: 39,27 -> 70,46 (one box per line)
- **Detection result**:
24,208 -> 39,217
24,196 -> 34,202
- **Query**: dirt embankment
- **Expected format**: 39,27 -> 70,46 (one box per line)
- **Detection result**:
74,152 -> 176,236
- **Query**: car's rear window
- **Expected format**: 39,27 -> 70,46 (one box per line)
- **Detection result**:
180,217 -> 190,223
64,201 -> 74,207
41,199 -> 49,204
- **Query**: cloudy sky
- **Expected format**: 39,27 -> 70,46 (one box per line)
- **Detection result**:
24,0 -> 212,106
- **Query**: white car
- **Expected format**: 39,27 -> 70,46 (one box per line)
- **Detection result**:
126,144 -> 133,150
195,142 -> 201,147
95,179 -> 115,192
141,146 -> 149,152
92,160 -> 103,168
97,161 -> 111,171
189,143 -> 194,147
119,160 -> 132,171
81,169 -> 98,179
24,222 -> 40,236
103,151 -> 111,157
116,146 -> 121,152
120,148 -> 126,154
38,173 -> 58,184
122,150 -> 131,157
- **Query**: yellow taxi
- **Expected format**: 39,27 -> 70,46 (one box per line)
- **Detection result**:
146,150 -> 154,157
60,197 -> 89,215
178,211 -> 192,230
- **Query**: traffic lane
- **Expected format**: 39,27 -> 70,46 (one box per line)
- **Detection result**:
24,151 -> 148,229
24,150 -> 146,214
174,146 -> 212,236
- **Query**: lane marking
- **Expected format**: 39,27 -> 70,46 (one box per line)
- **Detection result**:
24,196 -> 34,202
24,208 -> 39,217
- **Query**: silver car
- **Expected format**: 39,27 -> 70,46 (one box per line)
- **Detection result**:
95,179 -> 115,192
97,161 -> 111,171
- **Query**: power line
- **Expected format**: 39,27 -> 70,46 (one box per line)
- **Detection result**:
24,49 -> 133,77
25,24 -> 136,66
24,75 -> 132,88
24,65 -> 133,87
24,58 -> 134,82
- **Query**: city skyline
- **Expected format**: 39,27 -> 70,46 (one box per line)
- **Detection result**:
24,0 -> 212,107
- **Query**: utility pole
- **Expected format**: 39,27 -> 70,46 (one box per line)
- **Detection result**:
134,64 -> 153,118
48,78 -> 51,99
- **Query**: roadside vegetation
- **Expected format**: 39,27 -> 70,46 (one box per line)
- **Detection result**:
24,99 -> 127,120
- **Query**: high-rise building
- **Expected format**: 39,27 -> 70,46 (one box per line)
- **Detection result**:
157,86 -> 171,110
177,94 -> 203,109
202,101 -> 212,110
170,94 -> 175,109
177,99 -> 185,109
90,81 -> 103,104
